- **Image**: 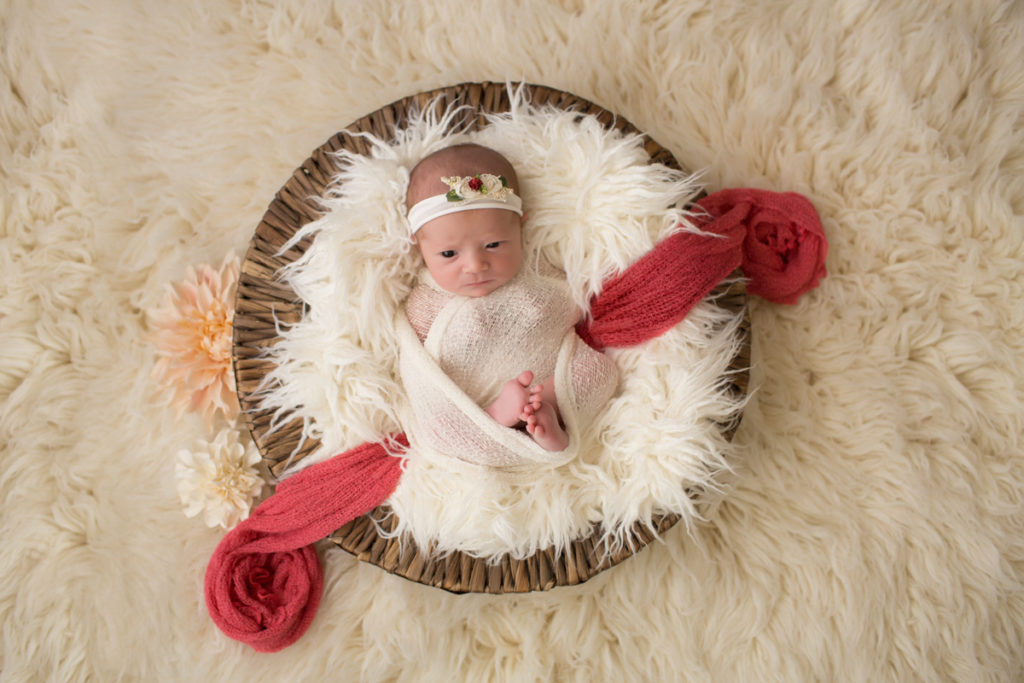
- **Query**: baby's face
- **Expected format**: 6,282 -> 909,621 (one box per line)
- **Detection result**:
415,208 -> 523,297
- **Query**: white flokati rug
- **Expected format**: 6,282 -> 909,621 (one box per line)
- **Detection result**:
2,1 -> 1023,681
261,95 -> 743,559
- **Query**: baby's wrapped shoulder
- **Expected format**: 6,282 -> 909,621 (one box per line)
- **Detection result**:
405,279 -> 453,343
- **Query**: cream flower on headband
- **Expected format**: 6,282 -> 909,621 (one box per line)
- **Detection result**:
443,174 -> 514,202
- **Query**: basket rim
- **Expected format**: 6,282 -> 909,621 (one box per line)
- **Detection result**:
231,80 -> 749,594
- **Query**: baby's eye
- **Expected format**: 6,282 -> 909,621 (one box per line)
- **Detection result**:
485,241 -> 502,249
439,250 -> 456,258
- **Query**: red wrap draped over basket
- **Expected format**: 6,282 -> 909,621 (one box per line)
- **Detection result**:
206,188 -> 828,651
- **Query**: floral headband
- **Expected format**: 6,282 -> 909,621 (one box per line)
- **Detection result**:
407,173 -> 523,235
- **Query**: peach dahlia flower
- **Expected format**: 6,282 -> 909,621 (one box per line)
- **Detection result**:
148,254 -> 241,428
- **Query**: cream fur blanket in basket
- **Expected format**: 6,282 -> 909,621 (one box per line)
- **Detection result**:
260,96 -> 746,559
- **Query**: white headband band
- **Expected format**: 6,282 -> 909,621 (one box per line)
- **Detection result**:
407,173 -> 523,234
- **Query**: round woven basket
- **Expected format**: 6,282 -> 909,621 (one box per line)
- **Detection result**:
232,81 -> 750,594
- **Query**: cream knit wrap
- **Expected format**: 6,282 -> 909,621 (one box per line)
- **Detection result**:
396,264 -> 619,471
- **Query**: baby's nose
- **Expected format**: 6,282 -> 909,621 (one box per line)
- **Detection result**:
464,251 -> 489,272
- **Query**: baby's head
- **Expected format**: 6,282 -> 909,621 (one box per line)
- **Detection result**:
406,144 -> 524,298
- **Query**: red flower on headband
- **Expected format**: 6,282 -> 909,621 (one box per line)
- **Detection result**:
468,177 -> 483,191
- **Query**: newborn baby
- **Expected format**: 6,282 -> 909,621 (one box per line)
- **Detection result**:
400,143 -> 619,466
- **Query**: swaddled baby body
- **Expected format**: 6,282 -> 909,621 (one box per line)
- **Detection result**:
402,143 -> 618,464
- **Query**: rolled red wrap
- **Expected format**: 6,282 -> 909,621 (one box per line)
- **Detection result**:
204,437 -> 407,652
578,188 -> 827,350
700,188 -> 828,305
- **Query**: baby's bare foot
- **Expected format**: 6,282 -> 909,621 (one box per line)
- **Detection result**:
526,401 -> 569,452
518,383 -> 543,422
486,370 -> 534,427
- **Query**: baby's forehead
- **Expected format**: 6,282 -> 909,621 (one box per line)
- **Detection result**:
416,209 -> 520,242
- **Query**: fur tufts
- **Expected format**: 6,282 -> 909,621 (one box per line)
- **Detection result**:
260,91 -> 742,557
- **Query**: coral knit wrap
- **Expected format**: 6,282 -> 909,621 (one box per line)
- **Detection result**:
205,188 -> 828,652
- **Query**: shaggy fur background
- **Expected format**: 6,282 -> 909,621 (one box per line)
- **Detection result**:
2,0 -> 1022,680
